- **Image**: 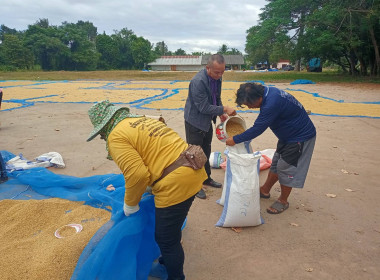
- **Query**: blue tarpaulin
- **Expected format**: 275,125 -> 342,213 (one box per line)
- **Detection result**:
0,150 -> 162,280
290,79 -> 316,85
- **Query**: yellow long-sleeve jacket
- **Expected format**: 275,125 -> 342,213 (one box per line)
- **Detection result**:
108,117 -> 207,208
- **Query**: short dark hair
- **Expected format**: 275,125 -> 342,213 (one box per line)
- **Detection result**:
235,83 -> 265,107
207,54 -> 225,66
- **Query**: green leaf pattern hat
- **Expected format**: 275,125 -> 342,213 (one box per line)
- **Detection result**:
87,100 -> 141,142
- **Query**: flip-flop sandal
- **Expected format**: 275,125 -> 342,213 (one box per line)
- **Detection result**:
260,188 -> 270,199
267,200 -> 289,214
260,192 -> 270,199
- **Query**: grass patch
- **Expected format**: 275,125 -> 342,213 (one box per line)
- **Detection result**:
0,70 -> 379,83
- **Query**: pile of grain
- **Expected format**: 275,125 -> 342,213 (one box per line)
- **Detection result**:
226,120 -> 245,137
0,198 -> 111,280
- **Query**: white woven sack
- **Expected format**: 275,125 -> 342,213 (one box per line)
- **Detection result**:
216,147 -> 262,227
260,148 -> 275,160
217,141 -> 253,206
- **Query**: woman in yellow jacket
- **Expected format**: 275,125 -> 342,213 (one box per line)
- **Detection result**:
87,100 -> 207,280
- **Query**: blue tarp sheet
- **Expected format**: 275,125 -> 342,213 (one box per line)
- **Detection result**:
309,58 -> 321,68
0,150 -> 161,280
290,79 -> 316,85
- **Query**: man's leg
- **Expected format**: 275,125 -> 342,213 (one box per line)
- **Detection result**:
155,195 -> 195,280
266,184 -> 292,214
261,147 -> 291,213
278,185 -> 292,204
0,153 -> 8,184
184,121 -> 213,177
266,137 -> 316,214
260,169 -> 291,214
184,122 -> 208,198
185,121 -> 205,151
201,124 -> 223,188
260,170 -> 278,197
202,124 -> 213,179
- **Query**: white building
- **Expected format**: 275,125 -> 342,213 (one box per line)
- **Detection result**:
148,55 -> 244,71
274,59 -> 291,69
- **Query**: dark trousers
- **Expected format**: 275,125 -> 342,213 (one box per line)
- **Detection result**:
0,154 -> 8,183
184,121 -> 212,179
155,195 -> 195,280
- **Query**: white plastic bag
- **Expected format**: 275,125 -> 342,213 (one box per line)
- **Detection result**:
209,151 -> 223,169
36,152 -> 65,168
216,142 -> 263,227
6,152 -> 65,171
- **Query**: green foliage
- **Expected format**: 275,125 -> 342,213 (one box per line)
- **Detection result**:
96,33 -> 120,69
191,51 -> 211,56
174,48 -> 187,55
75,20 -> 97,42
154,41 -> 169,56
245,0 -> 380,76
24,24 -> 69,70
217,44 -> 242,55
0,24 -> 19,42
59,22 -> 99,70
0,19 -> 246,71
112,28 -> 136,69
131,36 -> 154,69
218,44 -> 229,54
0,35 -> 34,69
0,20 -> 156,71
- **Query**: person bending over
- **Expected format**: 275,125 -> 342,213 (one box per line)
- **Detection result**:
87,100 -> 207,280
226,83 -> 316,214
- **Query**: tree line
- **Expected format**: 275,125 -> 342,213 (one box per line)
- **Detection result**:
2,0 -> 378,76
0,19 -> 241,71
245,0 -> 380,76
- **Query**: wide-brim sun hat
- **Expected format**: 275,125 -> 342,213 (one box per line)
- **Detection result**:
87,100 -> 129,142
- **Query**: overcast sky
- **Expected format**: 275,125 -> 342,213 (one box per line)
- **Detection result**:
1,0 -> 268,54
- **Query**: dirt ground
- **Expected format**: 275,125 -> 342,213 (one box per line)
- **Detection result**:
1,81 -> 380,280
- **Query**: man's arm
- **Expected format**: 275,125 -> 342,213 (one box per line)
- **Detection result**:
232,98 -> 282,144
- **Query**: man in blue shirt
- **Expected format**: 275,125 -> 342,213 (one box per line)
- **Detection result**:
184,54 -> 236,199
226,83 -> 316,214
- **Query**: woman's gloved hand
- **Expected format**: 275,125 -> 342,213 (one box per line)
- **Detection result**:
123,202 -> 140,216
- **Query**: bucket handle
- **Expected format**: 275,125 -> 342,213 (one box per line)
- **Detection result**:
228,113 -> 244,120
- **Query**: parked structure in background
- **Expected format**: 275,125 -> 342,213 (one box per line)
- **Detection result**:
256,59 -> 294,70
255,61 -> 269,70
203,55 -> 244,70
283,65 -> 295,71
148,55 -> 244,71
273,59 -> 290,69
307,58 -> 322,72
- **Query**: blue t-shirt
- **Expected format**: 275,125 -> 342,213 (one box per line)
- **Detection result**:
233,86 -> 316,144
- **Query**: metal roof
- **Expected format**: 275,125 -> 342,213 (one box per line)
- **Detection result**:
148,56 -> 202,65
202,55 -> 244,65
149,55 -> 244,66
